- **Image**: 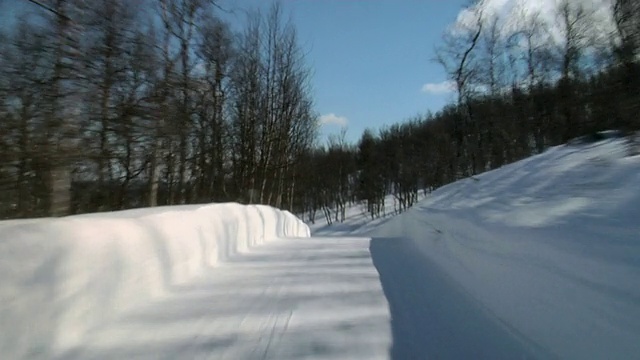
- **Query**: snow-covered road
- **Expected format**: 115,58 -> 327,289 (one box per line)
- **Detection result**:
370,237 -> 554,360
56,237 -> 391,360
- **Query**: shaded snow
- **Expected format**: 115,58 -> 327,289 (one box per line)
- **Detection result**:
370,237 -> 554,359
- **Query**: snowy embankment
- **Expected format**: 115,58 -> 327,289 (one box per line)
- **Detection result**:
362,139 -> 640,359
0,203 -> 309,359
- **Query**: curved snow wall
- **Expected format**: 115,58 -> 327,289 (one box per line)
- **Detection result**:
0,203 -> 310,359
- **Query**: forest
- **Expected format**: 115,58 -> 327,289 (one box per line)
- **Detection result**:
0,0 -> 638,221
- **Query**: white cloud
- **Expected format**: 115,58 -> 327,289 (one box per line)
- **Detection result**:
319,113 -> 348,127
421,81 -> 455,95
450,0 -> 614,45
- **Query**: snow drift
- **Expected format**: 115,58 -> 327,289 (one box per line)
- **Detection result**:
368,138 -> 640,359
0,203 -> 309,359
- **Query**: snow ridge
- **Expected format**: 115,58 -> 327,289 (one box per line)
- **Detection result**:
0,203 -> 309,359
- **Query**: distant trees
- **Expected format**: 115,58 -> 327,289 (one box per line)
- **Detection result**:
357,129 -> 386,219
298,130 -> 356,224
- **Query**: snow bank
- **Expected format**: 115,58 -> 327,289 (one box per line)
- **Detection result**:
0,203 -> 309,359
371,138 -> 640,358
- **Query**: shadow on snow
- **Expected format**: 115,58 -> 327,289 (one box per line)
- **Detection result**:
369,237 -> 556,360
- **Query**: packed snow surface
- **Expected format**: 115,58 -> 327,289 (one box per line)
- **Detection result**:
317,138 -> 640,359
58,237 -> 390,360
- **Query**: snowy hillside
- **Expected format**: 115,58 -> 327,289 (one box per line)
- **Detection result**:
317,138 -> 640,359
0,204 -> 310,359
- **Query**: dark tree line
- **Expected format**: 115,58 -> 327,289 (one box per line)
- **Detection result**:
0,0 -> 317,218
1,0 -> 638,222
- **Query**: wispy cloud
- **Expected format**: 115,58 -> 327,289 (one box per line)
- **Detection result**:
451,0 -> 613,44
319,113 -> 348,127
421,81 -> 455,95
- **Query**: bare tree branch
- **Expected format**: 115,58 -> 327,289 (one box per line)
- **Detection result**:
25,0 -> 71,21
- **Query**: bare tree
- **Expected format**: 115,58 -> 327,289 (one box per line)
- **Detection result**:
158,0 -> 212,204
554,0 -> 594,141
435,3 -> 484,176
195,16 -> 234,201
229,3 -> 316,209
26,0 -> 85,217
613,0 -> 640,56
230,11 -> 262,203
79,0 -> 142,210
0,21 -> 46,217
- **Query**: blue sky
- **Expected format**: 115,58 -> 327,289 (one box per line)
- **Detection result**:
222,0 -> 467,142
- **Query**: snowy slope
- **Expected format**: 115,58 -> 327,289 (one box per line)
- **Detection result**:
0,203 -> 310,359
316,139 -> 640,359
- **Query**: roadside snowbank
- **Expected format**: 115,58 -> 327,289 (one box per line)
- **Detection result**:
0,203 -> 309,359
371,138 -> 640,358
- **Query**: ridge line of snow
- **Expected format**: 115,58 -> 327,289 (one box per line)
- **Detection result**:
0,203 -> 309,359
